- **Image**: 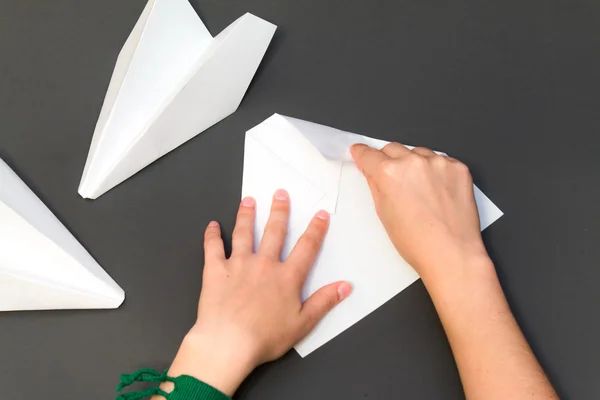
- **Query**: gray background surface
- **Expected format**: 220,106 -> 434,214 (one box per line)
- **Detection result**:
1,0 -> 599,399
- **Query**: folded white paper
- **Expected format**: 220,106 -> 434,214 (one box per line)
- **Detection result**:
0,159 -> 125,311
241,114 -> 504,356
79,0 -> 277,199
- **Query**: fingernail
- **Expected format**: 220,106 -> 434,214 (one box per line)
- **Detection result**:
241,196 -> 255,207
315,210 -> 329,220
338,282 -> 352,301
208,221 -> 219,227
274,189 -> 289,201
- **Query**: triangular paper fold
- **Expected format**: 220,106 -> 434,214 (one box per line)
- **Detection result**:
242,114 -> 504,356
248,115 -> 344,213
79,0 -> 277,199
248,114 -> 503,229
0,159 -> 125,311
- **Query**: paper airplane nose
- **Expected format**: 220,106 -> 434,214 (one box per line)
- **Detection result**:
0,158 -> 125,311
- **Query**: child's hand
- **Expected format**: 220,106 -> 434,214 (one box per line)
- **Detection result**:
164,190 -> 351,396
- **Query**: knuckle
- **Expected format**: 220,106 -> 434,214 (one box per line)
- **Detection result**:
431,155 -> 449,168
255,253 -> 271,265
314,294 -> 337,316
408,153 -> 427,168
232,227 -> 253,241
298,233 -> 320,253
383,142 -> 401,153
204,233 -> 220,247
378,159 -> 397,176
264,220 -> 287,237
323,292 -> 337,309
204,228 -> 216,239
304,313 -> 319,330
204,234 -> 218,245
269,206 -> 288,217
228,255 -> 246,268
237,207 -> 254,219
454,161 -> 471,176
271,200 -> 290,212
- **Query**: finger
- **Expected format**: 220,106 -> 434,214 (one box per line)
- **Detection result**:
258,189 -> 290,259
350,144 -> 390,179
231,196 -> 256,256
286,210 -> 330,281
411,147 -> 436,157
299,281 -> 352,336
204,221 -> 225,264
381,142 -> 411,158
365,176 -> 381,203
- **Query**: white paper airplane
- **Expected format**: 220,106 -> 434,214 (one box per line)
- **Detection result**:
0,159 -> 125,311
241,114 -> 504,356
79,0 -> 277,199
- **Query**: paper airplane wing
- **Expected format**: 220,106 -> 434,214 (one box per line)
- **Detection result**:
0,159 -> 124,311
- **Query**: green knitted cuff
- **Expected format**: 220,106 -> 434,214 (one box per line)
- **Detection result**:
116,369 -> 232,400
168,375 -> 231,400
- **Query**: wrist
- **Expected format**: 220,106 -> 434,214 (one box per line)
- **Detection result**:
419,247 -> 496,298
165,328 -> 258,397
421,252 -> 507,337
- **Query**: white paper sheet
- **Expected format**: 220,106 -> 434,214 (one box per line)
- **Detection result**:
241,114 -> 503,356
0,159 -> 125,311
79,0 -> 277,199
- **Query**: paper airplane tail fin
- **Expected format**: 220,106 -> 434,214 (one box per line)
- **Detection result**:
1,157 -> 126,311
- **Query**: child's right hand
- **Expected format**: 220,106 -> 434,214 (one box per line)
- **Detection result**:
350,143 -> 490,283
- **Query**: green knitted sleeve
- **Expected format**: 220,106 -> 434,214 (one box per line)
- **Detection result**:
115,368 -> 232,400
167,375 -> 232,400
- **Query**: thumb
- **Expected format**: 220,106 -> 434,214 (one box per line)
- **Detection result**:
350,144 -> 389,180
299,281 -> 352,336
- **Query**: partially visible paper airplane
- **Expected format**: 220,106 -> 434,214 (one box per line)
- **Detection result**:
79,0 -> 277,199
242,114 -> 503,356
0,159 -> 124,311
